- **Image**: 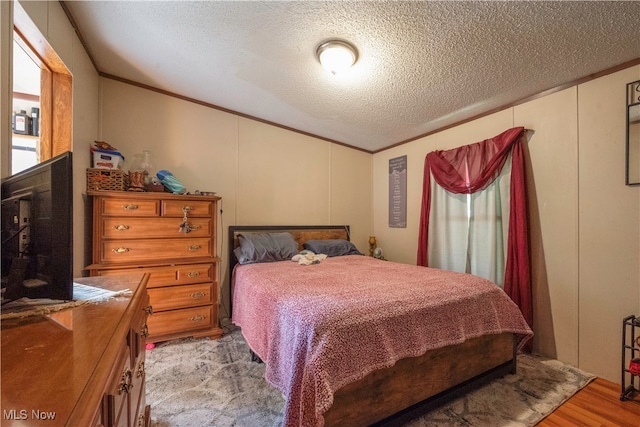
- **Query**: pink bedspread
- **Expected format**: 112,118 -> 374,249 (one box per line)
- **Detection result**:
232,255 -> 533,427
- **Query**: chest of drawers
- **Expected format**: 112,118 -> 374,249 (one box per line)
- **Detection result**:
88,191 -> 223,343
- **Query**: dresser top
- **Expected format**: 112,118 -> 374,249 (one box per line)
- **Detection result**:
88,190 -> 221,201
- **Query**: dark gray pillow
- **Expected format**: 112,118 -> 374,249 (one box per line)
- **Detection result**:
234,232 -> 299,264
303,239 -> 363,257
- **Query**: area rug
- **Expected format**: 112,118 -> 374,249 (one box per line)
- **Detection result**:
146,327 -> 595,427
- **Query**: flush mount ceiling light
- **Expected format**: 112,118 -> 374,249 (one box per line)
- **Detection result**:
316,40 -> 358,75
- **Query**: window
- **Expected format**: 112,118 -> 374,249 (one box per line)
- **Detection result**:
417,127 -> 533,330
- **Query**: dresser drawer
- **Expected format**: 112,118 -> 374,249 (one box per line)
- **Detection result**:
101,238 -> 212,263
149,283 -> 215,311
101,217 -> 212,239
147,305 -> 214,338
97,264 -> 214,288
100,198 -> 161,217
130,356 -> 146,427
161,199 -> 212,217
104,343 -> 131,427
130,292 -> 151,362
175,264 -> 214,284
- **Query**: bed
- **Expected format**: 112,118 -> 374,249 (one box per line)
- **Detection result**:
229,225 -> 533,427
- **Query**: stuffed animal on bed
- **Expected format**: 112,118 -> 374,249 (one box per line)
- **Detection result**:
291,250 -> 327,265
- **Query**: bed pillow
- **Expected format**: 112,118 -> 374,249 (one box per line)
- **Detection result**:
303,239 -> 363,257
234,232 -> 299,264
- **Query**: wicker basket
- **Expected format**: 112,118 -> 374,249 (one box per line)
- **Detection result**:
86,168 -> 129,191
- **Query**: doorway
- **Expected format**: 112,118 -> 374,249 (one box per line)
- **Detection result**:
12,35 -> 41,174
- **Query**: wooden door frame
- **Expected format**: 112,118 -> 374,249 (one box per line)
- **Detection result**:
13,0 -> 72,162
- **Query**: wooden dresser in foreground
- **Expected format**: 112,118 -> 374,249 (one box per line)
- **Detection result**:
87,191 -> 223,343
1,274 -> 151,427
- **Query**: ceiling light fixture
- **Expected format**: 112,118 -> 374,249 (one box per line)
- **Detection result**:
316,40 -> 358,75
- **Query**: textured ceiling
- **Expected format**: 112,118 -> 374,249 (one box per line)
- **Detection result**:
62,1 -> 640,152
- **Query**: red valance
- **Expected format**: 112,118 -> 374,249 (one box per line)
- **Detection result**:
417,127 -> 532,331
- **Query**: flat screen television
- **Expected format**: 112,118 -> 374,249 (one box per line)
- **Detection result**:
1,151 -> 73,302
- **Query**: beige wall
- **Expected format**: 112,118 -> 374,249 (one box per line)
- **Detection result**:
98,78 -> 372,319
515,88 -> 580,365
578,67 -> 640,381
372,66 -> 640,382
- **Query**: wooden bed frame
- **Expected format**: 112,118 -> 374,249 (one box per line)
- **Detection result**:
228,225 -> 517,426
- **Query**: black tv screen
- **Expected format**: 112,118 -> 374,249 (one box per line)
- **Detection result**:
1,151 -> 73,301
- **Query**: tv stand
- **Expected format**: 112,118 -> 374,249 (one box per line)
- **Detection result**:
0,273 -> 151,426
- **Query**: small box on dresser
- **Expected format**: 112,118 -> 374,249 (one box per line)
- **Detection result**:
87,191 -> 223,343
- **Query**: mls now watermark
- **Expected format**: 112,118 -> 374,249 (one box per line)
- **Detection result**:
4,409 -> 57,420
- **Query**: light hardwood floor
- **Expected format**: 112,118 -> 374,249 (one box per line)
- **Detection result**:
538,378 -> 640,426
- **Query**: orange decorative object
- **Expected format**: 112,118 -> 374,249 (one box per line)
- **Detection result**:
368,236 -> 377,257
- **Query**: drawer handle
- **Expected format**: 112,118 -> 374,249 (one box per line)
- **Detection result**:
141,324 -> 149,338
114,224 -> 130,231
136,361 -> 145,378
188,245 -> 201,251
190,224 -> 201,231
112,247 -> 131,254
122,204 -> 139,210
182,206 -> 194,212
118,368 -> 133,395
186,271 -> 200,278
190,292 -> 206,299
189,315 -> 206,322
145,305 -> 153,316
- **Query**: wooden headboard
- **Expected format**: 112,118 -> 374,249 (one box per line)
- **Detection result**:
227,225 -> 350,315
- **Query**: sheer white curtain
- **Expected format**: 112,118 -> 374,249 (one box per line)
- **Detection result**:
428,155 -> 512,287
427,179 -> 468,273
